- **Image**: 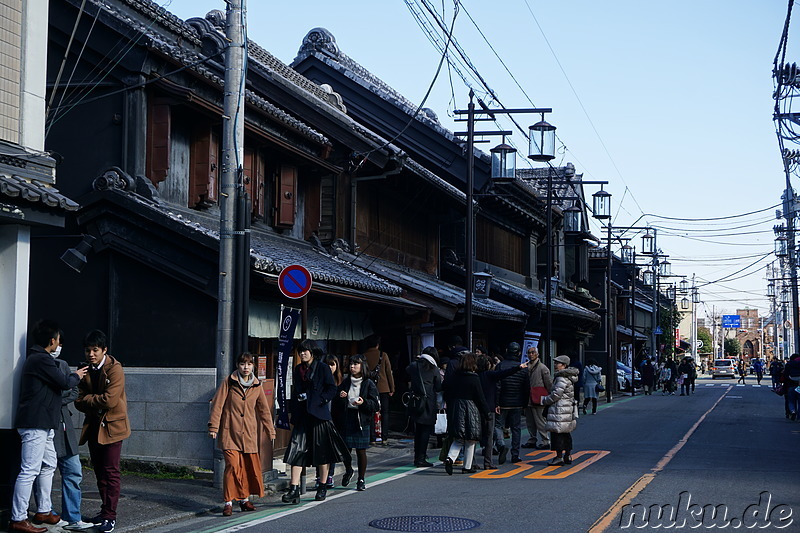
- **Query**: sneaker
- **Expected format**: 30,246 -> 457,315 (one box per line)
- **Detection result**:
444,457 -> 453,476
90,515 -> 104,526
356,479 -> 366,491
64,521 -> 95,531
98,519 -> 116,533
324,475 -> 335,489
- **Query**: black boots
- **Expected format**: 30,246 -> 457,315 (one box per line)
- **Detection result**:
315,486 -> 327,501
282,484 -> 300,504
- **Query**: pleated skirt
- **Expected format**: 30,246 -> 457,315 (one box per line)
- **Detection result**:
283,417 -> 351,467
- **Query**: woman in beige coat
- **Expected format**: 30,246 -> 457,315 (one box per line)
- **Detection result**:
536,355 -> 579,466
208,353 -> 275,516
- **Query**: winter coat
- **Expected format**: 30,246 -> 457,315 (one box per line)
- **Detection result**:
289,359 -> 337,425
364,347 -> 395,394
334,375 -> 380,430
208,372 -> 276,453
15,345 -> 81,431
53,357 -> 80,458
479,363 -> 523,410
528,358 -> 553,406
677,362 -> 693,381
582,364 -> 603,399
641,362 -> 655,386
540,367 -> 579,434
784,358 -> 800,383
496,359 -> 529,408
75,354 -> 131,445
406,359 -> 442,426
443,370 -> 489,441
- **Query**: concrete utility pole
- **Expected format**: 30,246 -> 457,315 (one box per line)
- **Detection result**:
781,187 -> 800,354
215,0 -> 246,488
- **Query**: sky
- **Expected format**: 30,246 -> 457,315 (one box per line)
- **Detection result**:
164,0 -> 795,321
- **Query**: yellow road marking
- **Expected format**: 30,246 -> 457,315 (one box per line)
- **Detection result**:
525,450 -> 610,479
587,386 -> 731,533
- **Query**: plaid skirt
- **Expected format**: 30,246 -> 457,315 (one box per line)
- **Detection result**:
342,408 -> 371,449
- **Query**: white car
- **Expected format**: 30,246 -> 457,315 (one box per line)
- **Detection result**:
712,359 -> 736,379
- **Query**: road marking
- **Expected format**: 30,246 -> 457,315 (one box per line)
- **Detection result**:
588,386 -> 731,533
470,450 -> 610,480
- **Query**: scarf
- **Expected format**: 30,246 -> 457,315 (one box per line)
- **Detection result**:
238,372 -> 255,389
347,375 -> 363,408
419,354 -> 437,367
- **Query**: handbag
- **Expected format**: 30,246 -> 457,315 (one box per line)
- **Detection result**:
434,410 -> 448,434
530,386 -> 549,405
595,383 -> 605,393
404,362 -> 427,415
773,383 -> 786,396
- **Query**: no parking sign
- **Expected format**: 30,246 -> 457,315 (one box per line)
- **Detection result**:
278,264 -> 313,299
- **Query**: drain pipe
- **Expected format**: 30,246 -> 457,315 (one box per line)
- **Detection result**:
350,157 -> 404,251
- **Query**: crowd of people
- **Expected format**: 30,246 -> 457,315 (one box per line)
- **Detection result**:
10,321 -> 129,533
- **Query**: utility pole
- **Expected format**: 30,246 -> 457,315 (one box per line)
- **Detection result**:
214,0 -> 246,488
781,187 -> 800,354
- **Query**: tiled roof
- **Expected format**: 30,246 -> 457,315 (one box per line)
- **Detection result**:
341,253 -> 527,322
0,174 -> 79,211
152,204 -> 404,297
490,277 -> 600,324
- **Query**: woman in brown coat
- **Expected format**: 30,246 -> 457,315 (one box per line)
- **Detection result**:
208,353 -> 275,517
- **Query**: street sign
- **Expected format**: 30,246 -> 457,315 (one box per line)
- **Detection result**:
696,340 -> 703,348
654,326 -> 663,335
278,264 -> 313,299
722,315 -> 741,328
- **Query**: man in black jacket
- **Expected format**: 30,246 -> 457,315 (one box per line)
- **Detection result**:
10,320 -> 87,533
493,343 -> 528,464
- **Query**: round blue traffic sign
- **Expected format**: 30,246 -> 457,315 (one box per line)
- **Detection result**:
278,264 -> 313,299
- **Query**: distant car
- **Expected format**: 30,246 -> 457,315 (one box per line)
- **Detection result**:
712,359 -> 736,379
616,361 -> 641,391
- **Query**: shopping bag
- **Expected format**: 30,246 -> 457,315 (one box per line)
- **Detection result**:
434,411 -> 447,435
373,411 -> 382,443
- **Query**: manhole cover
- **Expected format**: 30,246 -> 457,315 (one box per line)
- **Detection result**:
369,516 -> 480,532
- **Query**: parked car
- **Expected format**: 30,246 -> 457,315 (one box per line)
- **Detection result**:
712,358 -> 736,379
616,361 -> 641,391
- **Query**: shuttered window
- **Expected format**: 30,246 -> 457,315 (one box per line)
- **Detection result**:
274,164 -> 297,227
189,126 -> 219,207
146,102 -> 171,185
476,217 -> 524,273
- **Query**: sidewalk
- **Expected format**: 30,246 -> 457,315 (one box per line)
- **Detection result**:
12,434 -> 415,533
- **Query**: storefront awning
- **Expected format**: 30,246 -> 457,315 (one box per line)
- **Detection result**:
248,300 -> 374,341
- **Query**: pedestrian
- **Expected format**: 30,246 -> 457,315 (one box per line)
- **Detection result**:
208,352 -> 276,517
10,320 -> 87,533
737,360 -> 747,384
336,354 -> 379,491
405,347 -> 442,467
362,335 -> 394,445
282,340 -> 353,504
581,359 -> 603,413
33,330 -> 93,530
688,357 -> 698,393
536,355 -> 579,466
640,358 -> 655,395
782,353 -> 800,420
659,363 -> 673,395
770,358 -> 785,388
315,354 -> 343,490
442,352 -> 489,475
752,358 -> 764,385
666,358 -> 678,394
524,346 -> 552,451
477,350 -> 528,469
571,356 -> 584,410
494,343 -> 528,465
678,357 -> 694,396
74,329 -> 130,533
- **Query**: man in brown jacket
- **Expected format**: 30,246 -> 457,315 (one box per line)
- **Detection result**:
75,330 -> 130,533
523,347 -> 552,450
363,335 -> 394,444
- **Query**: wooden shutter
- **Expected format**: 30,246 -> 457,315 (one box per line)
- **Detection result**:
146,103 -> 171,185
242,148 -> 265,219
189,127 -> 219,207
274,164 -> 297,228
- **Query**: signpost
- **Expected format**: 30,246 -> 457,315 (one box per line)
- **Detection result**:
278,265 -> 313,299
722,315 -> 741,328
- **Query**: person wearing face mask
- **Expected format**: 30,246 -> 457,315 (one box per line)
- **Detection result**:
208,352 -> 276,517
282,340 -> 353,504
10,320 -> 87,533
32,331 -> 93,530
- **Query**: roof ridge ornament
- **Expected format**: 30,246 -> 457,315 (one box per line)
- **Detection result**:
297,28 -> 340,61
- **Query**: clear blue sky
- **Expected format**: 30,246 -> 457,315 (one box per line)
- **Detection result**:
165,0 -> 792,318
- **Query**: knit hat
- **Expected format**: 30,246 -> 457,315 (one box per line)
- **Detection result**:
554,355 -> 570,366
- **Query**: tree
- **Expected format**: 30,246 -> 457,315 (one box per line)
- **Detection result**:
659,303 -> 682,358
724,337 -> 741,358
697,328 -> 713,355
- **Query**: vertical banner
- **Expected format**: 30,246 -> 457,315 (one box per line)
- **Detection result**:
275,305 -> 301,430
522,331 -> 541,363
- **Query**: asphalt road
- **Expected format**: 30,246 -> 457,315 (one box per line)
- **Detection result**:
148,375 -> 800,533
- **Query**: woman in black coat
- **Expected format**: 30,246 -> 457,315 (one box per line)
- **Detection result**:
335,354 -> 379,491
282,340 -> 353,504
405,346 -> 443,467
442,352 -> 489,475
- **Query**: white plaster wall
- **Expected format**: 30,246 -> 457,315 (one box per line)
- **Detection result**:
19,0 -> 48,152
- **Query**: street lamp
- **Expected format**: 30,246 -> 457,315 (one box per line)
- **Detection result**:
490,142 -> 517,183
563,203 -> 583,233
529,115 -> 557,162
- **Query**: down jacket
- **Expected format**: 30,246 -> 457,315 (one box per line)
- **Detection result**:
444,370 -> 489,441
540,367 -> 579,434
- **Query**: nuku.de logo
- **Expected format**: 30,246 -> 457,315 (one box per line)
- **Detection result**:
620,491 -> 793,529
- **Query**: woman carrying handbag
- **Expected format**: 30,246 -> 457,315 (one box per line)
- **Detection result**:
405,347 -> 442,467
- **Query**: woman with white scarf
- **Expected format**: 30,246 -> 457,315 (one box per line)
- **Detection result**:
336,354 -> 379,491
405,347 -> 443,467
